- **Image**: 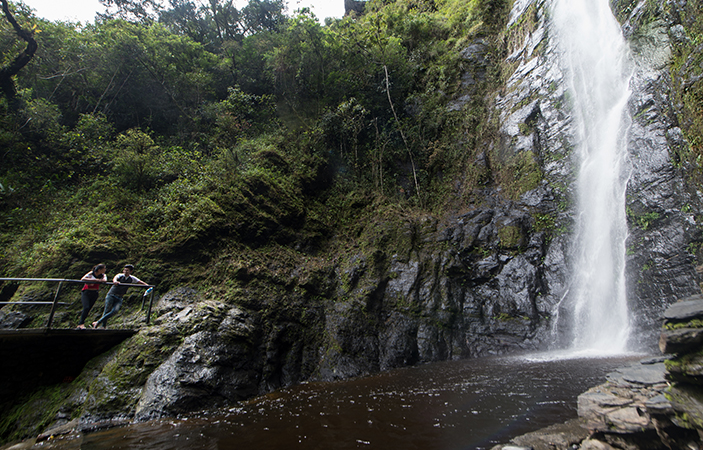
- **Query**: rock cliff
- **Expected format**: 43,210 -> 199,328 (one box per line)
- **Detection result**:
4,0 -> 703,442
86,0 -> 703,425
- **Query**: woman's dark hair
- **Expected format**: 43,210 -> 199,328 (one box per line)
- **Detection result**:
92,263 -> 106,278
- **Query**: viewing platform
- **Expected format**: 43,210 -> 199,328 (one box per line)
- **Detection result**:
0,328 -> 137,403
0,277 -> 155,402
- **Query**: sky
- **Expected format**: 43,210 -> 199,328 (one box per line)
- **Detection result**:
20,0 -> 346,24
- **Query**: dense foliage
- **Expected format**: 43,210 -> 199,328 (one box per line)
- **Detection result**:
671,0 -> 703,183
0,0 -> 507,285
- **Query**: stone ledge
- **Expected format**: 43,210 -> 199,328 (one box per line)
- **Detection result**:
660,328 -> 703,354
662,296 -> 703,321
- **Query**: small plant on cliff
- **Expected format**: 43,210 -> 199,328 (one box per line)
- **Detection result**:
494,312 -> 513,321
533,213 -> 556,233
498,225 -> 523,249
493,151 -> 542,200
664,319 -> 703,331
626,207 -> 661,231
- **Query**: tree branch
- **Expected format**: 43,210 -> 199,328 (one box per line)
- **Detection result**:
0,0 -> 38,109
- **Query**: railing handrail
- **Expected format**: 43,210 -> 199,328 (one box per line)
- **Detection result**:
0,277 -> 157,328
0,277 -> 154,288
0,302 -> 70,305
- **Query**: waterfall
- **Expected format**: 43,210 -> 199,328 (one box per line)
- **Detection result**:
552,0 -> 633,354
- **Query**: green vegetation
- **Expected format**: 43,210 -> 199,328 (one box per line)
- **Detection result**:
498,224 -> 523,249
664,319 -> 703,331
532,213 -> 556,233
671,1 -> 703,185
0,0 -> 515,289
493,150 -> 542,200
626,207 -> 661,231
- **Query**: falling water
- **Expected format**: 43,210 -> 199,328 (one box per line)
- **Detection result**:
552,0 -> 633,354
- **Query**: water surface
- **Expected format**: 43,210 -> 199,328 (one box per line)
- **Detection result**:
36,354 -> 640,450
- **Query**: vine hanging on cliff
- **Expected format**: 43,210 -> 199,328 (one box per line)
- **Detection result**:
384,64 -> 421,205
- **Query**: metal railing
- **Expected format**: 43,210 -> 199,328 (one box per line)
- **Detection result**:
0,277 -> 157,328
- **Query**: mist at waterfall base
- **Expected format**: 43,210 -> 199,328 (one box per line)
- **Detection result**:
551,0 -> 634,355
34,355 -> 639,450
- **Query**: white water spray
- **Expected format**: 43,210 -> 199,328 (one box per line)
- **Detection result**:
552,0 -> 633,354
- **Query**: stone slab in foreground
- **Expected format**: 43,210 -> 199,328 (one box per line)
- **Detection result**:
579,361 -> 669,433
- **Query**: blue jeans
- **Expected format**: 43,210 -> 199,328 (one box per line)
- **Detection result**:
96,293 -> 123,327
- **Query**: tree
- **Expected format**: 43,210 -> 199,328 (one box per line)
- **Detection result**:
98,0 -> 163,23
208,0 -> 242,43
158,0 -> 285,49
23,19 -> 220,134
265,10 -> 332,118
208,86 -> 277,148
0,0 -> 37,111
112,128 -> 160,191
159,0 -> 217,47
240,0 -> 285,35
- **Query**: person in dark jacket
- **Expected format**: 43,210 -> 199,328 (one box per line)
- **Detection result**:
92,264 -> 147,329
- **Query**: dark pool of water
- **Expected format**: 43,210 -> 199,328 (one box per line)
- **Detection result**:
32,353 -> 642,450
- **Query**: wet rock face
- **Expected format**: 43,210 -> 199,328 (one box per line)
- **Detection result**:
135,321 -> 260,421
77,286 -> 325,422
622,4 -> 703,348
474,0 -> 575,348
319,0 -> 703,376
320,204 -> 553,379
0,310 -> 31,329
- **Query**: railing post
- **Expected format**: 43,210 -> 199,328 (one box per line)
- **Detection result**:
46,281 -> 63,329
145,288 -> 155,325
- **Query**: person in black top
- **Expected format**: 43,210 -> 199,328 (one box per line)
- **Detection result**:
77,264 -> 107,329
92,264 -> 147,329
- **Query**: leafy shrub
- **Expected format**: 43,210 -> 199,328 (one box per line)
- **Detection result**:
20,97 -> 64,143
110,129 -> 161,192
207,86 -> 278,149
61,113 -> 115,175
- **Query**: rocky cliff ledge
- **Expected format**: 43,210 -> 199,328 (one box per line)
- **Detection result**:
492,295 -> 703,450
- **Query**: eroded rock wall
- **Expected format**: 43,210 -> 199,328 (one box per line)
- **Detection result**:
620,0 -> 703,347
92,0 -> 703,421
20,0 -> 703,435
